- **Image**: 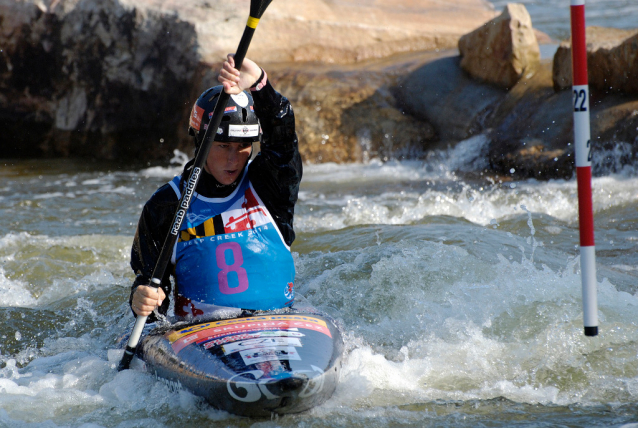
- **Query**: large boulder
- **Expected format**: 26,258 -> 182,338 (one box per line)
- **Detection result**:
128,0 -> 497,65
0,0 -> 199,159
458,3 -> 540,89
396,52 -> 507,144
193,52 -> 438,163
0,0 -> 495,161
486,59 -> 638,179
398,50 -> 638,179
552,27 -> 638,93
486,62 -> 575,179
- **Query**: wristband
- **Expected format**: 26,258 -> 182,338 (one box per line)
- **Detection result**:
250,68 -> 267,91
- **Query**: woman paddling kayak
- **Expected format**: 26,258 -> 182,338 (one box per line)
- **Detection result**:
129,54 -> 302,321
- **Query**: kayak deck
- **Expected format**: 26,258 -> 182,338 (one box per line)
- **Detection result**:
137,310 -> 344,417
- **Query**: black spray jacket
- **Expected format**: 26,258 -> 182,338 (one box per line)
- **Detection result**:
129,81 -> 302,320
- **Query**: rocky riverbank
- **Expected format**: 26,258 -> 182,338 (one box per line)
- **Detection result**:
1,0 -> 637,179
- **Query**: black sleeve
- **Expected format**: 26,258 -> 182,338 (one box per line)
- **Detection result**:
249,80 -> 303,246
129,184 -> 178,322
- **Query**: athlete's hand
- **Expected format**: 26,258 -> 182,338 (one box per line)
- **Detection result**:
218,54 -> 262,95
131,285 -> 166,317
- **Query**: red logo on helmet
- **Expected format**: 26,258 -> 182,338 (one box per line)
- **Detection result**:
189,105 -> 205,131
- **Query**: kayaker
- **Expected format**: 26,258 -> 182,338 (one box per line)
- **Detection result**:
129,54 -> 302,321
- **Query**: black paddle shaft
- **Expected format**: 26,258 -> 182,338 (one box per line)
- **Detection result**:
118,0 -> 274,371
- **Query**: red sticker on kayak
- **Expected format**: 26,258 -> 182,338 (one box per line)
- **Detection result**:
168,315 -> 332,354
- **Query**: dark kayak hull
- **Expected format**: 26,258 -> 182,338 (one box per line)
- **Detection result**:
137,311 -> 344,417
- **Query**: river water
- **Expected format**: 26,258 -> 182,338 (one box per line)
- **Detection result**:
2,1 -> 638,426
2,133 -> 638,427
489,0 -> 638,40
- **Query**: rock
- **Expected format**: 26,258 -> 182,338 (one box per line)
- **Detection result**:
128,0 -> 497,65
396,51 -> 507,144
398,50 -> 638,180
1,0 -> 636,177
485,61 -> 574,179
0,0 -> 199,159
193,52 -> 438,163
0,0 -> 61,153
552,26 -> 638,93
458,3 -> 540,89
487,59 -> 638,179
0,0 -> 495,161
278,59 -> 437,163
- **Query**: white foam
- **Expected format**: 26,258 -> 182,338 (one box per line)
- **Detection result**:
299,157 -> 638,230
303,159 -> 427,184
299,238 -> 638,407
0,233 -> 130,307
139,149 -> 189,178
0,267 -> 37,307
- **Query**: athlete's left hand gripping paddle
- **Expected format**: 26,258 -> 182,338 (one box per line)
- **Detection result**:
118,0 -> 274,371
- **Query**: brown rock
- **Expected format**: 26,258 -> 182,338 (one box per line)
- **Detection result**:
257,55 -> 437,163
130,0 -> 497,64
589,97 -> 638,174
488,59 -> 638,179
458,3 -> 540,89
396,51 -> 507,144
0,0 -> 496,161
552,26 -> 638,93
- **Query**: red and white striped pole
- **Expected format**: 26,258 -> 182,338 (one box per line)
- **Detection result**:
570,0 -> 598,336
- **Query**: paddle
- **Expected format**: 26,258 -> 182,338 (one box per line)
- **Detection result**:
118,0 -> 274,371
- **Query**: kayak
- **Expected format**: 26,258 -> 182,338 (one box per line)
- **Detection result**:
135,308 -> 344,417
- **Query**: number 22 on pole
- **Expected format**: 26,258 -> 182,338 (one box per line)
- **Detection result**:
571,0 -> 598,337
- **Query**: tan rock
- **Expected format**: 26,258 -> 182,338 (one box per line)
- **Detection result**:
119,0 -> 496,64
458,3 -> 540,89
258,55 -> 437,163
187,51 -> 438,163
0,0 -> 492,160
552,26 -> 638,93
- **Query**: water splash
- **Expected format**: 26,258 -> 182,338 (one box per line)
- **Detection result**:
298,231 -> 638,408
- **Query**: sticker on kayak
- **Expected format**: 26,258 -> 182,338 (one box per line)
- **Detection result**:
167,315 -> 332,354
240,347 -> 300,365
203,330 -> 305,350
223,337 -> 302,355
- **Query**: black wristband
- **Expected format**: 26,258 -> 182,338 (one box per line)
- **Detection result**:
250,68 -> 266,90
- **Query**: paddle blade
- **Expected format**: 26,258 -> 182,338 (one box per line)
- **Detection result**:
118,346 -> 136,371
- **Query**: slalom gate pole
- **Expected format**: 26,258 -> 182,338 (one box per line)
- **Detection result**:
118,0 -> 274,371
570,0 -> 598,337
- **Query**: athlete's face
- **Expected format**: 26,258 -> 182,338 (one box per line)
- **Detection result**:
206,141 -> 253,185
